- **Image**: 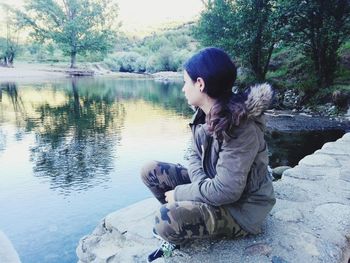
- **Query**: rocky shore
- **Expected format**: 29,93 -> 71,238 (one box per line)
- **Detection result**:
77,133 -> 350,263
265,109 -> 350,132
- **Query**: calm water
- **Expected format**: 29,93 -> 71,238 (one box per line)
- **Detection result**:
0,78 -> 345,263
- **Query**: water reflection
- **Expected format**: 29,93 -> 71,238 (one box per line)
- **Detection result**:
266,129 -> 345,167
0,83 -> 28,133
29,79 -> 127,194
0,129 -> 5,153
0,78 -> 192,195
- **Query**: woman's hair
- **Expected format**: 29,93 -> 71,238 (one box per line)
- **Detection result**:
184,47 -> 247,140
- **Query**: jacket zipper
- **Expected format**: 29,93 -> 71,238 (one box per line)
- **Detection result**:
202,136 -> 215,179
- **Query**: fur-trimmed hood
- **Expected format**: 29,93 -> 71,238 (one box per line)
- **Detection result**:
189,83 -> 273,127
245,83 -> 274,119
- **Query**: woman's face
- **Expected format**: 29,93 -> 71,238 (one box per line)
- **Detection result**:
182,70 -> 203,107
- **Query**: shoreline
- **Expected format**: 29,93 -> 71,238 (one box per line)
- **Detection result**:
0,62 -> 182,83
1,62 -> 349,130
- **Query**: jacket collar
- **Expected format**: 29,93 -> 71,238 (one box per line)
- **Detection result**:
189,107 -> 206,127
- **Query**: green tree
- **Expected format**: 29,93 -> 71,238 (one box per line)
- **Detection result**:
195,0 -> 283,81
17,0 -> 119,68
0,4 -> 20,67
279,0 -> 350,88
0,37 -> 17,67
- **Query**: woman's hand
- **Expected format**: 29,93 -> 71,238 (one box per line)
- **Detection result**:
165,190 -> 175,204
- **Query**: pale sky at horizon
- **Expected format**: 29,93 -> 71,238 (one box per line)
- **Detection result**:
0,0 -> 204,36
117,0 -> 203,34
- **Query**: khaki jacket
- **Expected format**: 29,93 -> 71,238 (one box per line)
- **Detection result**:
174,84 -> 276,234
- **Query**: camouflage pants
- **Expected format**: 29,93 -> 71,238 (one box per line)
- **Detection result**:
141,161 -> 247,245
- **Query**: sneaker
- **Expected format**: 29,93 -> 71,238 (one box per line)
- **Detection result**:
152,227 -> 162,240
147,240 -> 179,262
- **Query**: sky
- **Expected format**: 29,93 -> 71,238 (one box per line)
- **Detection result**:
117,0 -> 203,34
0,0 -> 204,36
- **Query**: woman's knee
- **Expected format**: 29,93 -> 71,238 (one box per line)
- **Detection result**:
140,160 -> 158,184
154,203 -> 183,244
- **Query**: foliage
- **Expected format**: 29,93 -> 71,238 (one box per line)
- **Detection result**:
338,39 -> 350,56
267,42 -> 350,108
0,37 -> 18,66
0,4 -> 21,67
194,0 -> 235,54
21,41 -> 62,62
194,0 -> 284,81
278,0 -> 350,88
104,23 -> 198,73
105,51 -> 146,72
17,0 -> 119,68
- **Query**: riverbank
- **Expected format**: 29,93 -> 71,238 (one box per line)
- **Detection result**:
77,133 -> 350,263
0,62 -> 182,83
265,109 -> 350,132
0,62 -> 68,82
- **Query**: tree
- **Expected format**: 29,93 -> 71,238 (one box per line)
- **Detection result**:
279,0 -> 350,88
195,0 -> 284,81
0,37 -> 17,67
0,4 -> 20,67
194,1 -> 237,62
17,0 -> 119,68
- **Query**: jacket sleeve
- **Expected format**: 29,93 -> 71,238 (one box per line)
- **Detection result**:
187,138 -> 208,182
174,123 -> 259,206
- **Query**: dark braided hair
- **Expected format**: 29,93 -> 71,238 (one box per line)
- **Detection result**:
184,47 -> 247,141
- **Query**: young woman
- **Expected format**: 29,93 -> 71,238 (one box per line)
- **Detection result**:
141,47 -> 276,262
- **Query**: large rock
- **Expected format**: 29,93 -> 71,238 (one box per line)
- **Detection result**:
77,133 -> 350,263
77,199 -> 161,263
0,230 -> 21,263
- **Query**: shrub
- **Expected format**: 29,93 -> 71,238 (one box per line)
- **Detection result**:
104,52 -> 146,73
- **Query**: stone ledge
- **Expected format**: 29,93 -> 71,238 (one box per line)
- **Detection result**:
0,230 -> 21,263
77,133 -> 350,263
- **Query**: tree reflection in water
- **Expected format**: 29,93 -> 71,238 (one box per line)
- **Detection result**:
0,82 -> 29,151
0,82 -> 28,130
28,78 -> 126,194
0,78 -> 194,196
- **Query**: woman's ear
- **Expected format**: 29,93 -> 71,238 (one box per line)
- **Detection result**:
196,77 -> 205,92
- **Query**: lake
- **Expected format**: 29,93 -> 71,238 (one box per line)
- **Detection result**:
0,78 -> 344,263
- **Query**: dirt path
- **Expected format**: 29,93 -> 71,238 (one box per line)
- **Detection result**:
0,62 -> 71,82
0,62 -> 155,83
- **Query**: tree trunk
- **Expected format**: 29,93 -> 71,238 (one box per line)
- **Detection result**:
70,51 -> 77,68
3,57 -> 13,67
250,0 -> 270,82
263,43 -> 275,78
313,43 -> 337,88
8,52 -> 14,65
251,42 -> 265,81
